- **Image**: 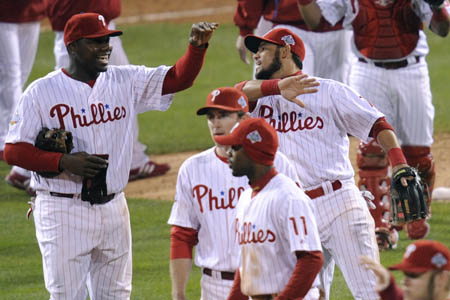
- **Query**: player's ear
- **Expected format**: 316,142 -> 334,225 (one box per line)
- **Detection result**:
280,45 -> 291,59
66,41 -> 78,56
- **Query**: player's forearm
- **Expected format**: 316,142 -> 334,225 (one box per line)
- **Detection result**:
238,80 -> 281,102
233,0 -> 264,36
430,6 -> 450,37
376,130 -> 407,168
4,142 -> 62,172
162,44 -> 207,95
276,251 -> 323,300
170,258 -> 192,300
297,0 -> 323,30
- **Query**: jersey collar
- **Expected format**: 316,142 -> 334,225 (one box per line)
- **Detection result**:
250,167 -> 278,198
61,68 -> 97,88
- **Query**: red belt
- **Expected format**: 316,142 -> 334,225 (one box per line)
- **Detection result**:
202,268 -> 235,281
305,180 -> 342,199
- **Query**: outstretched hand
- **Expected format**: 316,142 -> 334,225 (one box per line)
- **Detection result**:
360,256 -> 391,292
59,152 -> 108,178
278,74 -> 320,107
189,22 -> 219,48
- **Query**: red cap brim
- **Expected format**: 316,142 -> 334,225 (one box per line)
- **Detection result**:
388,262 -> 431,273
245,34 -> 281,54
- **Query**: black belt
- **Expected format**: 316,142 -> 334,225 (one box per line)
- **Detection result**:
358,56 -> 420,70
49,192 -> 116,205
202,268 -> 235,281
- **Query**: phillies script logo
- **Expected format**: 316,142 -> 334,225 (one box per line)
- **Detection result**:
235,219 -> 276,245
193,184 -> 245,213
259,105 -> 324,133
50,103 -> 126,129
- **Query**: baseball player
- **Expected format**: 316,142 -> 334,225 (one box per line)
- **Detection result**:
360,240 -> 450,300
234,0 -> 354,83
298,0 -> 450,244
0,0 -> 45,183
3,13 -> 217,299
212,117 -> 323,300
6,0 -> 170,194
236,27 -> 418,299
168,87 -> 321,300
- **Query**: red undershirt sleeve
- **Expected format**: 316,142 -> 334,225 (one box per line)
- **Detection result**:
170,225 -> 199,259
162,44 -> 207,95
369,117 -> 394,140
226,269 -> 249,300
276,251 -> 324,300
4,142 -> 62,172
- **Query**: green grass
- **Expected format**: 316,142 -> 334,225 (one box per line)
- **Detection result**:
2,22 -> 449,298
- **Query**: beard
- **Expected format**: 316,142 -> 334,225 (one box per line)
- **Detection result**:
255,48 -> 282,80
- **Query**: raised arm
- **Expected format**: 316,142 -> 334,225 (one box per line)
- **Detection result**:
236,74 -> 320,107
162,22 -> 218,95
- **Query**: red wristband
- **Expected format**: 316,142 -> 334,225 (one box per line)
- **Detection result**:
297,0 -> 314,5
261,79 -> 281,96
387,148 -> 407,167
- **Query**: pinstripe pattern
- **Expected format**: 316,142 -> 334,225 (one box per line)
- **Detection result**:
6,65 -> 172,193
5,61 -> 173,299
313,181 -> 379,299
53,20 -> 150,170
34,192 -> 131,299
235,174 -> 321,296
251,78 -> 382,299
0,21 -> 40,150
168,148 -> 302,298
168,148 -> 300,272
349,57 -> 434,146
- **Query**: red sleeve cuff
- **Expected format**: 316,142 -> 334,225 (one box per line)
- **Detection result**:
379,275 -> 404,300
170,225 -> 198,259
239,27 -> 254,36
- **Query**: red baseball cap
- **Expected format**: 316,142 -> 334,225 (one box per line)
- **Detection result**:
245,27 -> 306,61
197,87 -> 249,115
389,240 -> 450,273
214,118 -> 278,166
64,13 -> 122,46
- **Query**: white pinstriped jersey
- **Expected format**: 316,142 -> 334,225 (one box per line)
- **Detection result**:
235,173 -> 322,296
251,77 -> 384,188
6,65 -> 173,193
167,147 -> 300,272
316,0 -> 450,60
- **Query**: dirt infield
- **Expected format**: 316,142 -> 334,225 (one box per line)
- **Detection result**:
125,134 -> 450,200
120,0 -> 449,200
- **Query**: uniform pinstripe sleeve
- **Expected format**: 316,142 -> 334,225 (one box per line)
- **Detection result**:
168,159 -> 200,230
6,82 -> 42,144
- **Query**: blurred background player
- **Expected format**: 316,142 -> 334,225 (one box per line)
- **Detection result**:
216,118 -> 323,300
5,0 -> 170,194
361,240 -> 450,300
168,87 -> 321,300
234,0 -> 353,83
0,0 -> 45,188
298,0 -> 450,246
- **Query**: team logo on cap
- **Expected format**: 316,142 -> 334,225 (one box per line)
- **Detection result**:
247,130 -> 262,144
281,35 -> 295,46
98,15 -> 106,27
431,253 -> 447,268
404,244 -> 416,258
210,89 -> 220,102
238,96 -> 247,108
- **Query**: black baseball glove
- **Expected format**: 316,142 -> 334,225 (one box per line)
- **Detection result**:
390,167 -> 428,225
34,127 -> 74,177
423,0 -> 444,8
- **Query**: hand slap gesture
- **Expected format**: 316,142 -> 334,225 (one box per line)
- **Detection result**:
189,22 -> 219,47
